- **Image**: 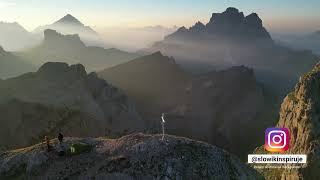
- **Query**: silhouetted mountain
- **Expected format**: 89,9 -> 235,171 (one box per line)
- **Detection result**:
145,7 -> 319,96
18,29 -> 139,72
54,14 -> 85,26
99,52 -> 190,124
0,22 -> 39,51
0,62 -> 143,150
164,7 -> 272,43
34,14 -> 103,47
99,52 -> 276,157
0,46 -> 36,79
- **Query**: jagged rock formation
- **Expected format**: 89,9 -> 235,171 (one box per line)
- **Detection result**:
0,133 -> 263,179
99,52 -> 276,158
0,62 -> 143,150
145,7 -> 318,96
18,29 -> 139,72
254,63 -> 320,179
43,29 -> 86,49
165,7 -> 271,43
0,46 -> 36,79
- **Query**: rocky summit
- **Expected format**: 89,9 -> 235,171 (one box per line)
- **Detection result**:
0,62 -> 143,150
0,133 -> 262,180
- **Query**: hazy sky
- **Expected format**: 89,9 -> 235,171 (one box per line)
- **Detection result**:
0,0 -> 319,33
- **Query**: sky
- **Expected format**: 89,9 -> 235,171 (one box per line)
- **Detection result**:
0,0 -> 319,33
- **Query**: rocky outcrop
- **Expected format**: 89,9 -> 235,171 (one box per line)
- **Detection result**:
0,62 -> 143,150
276,63 -> 320,179
254,63 -> 320,179
0,133 -> 263,179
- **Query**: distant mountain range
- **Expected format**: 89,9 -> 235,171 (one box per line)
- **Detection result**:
0,14 -> 105,52
17,29 -> 139,72
33,14 -> 104,47
0,22 -> 39,51
0,46 -> 36,79
144,7 -> 319,96
274,30 -> 320,55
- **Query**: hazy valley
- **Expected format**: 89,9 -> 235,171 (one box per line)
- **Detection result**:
0,5 -> 320,180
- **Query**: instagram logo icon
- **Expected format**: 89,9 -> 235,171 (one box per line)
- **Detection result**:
265,128 -> 290,152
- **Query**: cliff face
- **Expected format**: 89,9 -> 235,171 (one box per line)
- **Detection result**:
254,63 -> 320,179
0,62 -> 143,150
0,133 -> 263,179
276,63 -> 320,179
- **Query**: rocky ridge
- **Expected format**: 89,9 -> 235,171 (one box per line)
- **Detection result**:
0,133 -> 263,180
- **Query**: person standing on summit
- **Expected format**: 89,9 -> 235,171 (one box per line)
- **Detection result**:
44,136 -> 52,152
57,133 -> 65,156
58,133 -> 64,143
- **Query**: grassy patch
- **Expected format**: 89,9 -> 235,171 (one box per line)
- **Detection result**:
70,142 -> 92,155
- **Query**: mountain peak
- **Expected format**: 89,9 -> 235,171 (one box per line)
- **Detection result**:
164,7 -> 272,43
54,14 -> 84,26
0,133 -> 261,179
